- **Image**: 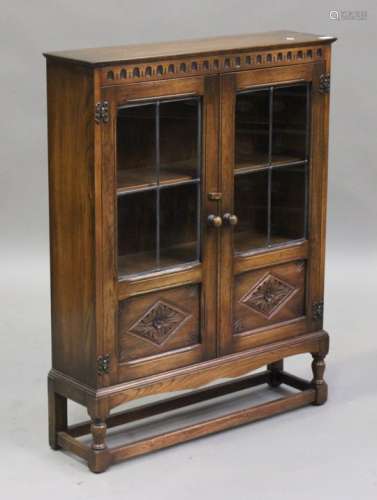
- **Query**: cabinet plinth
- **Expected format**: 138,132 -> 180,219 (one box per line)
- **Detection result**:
45,30 -> 335,472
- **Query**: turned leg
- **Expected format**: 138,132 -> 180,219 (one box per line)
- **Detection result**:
48,377 -> 67,450
91,419 -> 107,451
267,359 -> 284,387
311,353 -> 328,405
88,417 -> 112,473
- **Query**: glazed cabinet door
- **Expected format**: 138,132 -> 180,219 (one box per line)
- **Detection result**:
219,62 -> 328,354
100,76 -> 219,383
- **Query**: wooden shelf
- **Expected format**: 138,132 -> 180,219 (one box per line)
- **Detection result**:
118,162 -> 198,194
272,153 -> 305,165
234,231 -> 268,253
118,231 -> 304,277
235,154 -> 305,175
235,152 -> 269,173
234,230 -> 297,254
118,241 -> 198,278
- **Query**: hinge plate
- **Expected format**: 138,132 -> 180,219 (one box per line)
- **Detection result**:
95,100 -> 109,124
97,354 -> 111,375
312,301 -> 324,321
319,73 -> 330,94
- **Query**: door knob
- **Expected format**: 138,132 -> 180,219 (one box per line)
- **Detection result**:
223,213 -> 238,226
207,215 -> 223,227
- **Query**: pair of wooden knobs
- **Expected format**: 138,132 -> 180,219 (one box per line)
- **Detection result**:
208,213 -> 238,227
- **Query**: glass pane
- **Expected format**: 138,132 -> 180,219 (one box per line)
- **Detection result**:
160,98 -> 199,182
271,165 -> 306,244
117,104 -> 156,192
118,191 -> 157,277
235,90 -> 270,170
234,171 -> 268,253
272,85 -> 308,163
159,183 -> 199,268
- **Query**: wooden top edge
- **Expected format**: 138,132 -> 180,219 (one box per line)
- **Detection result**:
43,31 -> 337,66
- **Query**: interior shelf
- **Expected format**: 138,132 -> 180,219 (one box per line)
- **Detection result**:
118,162 -> 198,194
234,230 -> 302,255
119,232 -> 305,277
118,241 -> 199,278
235,154 -> 305,175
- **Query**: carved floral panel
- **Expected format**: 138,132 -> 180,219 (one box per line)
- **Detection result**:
241,273 -> 296,319
128,300 -> 189,346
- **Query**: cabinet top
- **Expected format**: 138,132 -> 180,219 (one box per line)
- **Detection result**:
44,31 -> 336,66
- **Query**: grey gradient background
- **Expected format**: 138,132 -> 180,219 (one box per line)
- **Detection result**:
1,1 -> 377,498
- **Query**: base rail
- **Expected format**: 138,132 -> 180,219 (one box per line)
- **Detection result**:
56,370 -> 317,472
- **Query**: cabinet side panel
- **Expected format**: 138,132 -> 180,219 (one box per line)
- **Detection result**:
47,60 -> 97,386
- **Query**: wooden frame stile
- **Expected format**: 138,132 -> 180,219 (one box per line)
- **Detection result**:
45,32 -> 335,473
97,68 -> 118,392
218,71 -> 236,355
306,51 -> 331,334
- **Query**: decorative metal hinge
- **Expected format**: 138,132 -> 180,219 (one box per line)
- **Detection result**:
95,100 -> 109,124
97,354 -> 111,375
312,301 -> 324,321
319,73 -> 330,94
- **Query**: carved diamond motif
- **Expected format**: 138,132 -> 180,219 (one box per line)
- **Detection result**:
128,300 -> 189,346
241,273 -> 296,319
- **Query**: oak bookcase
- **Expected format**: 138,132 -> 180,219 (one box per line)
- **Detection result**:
45,31 -> 335,472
